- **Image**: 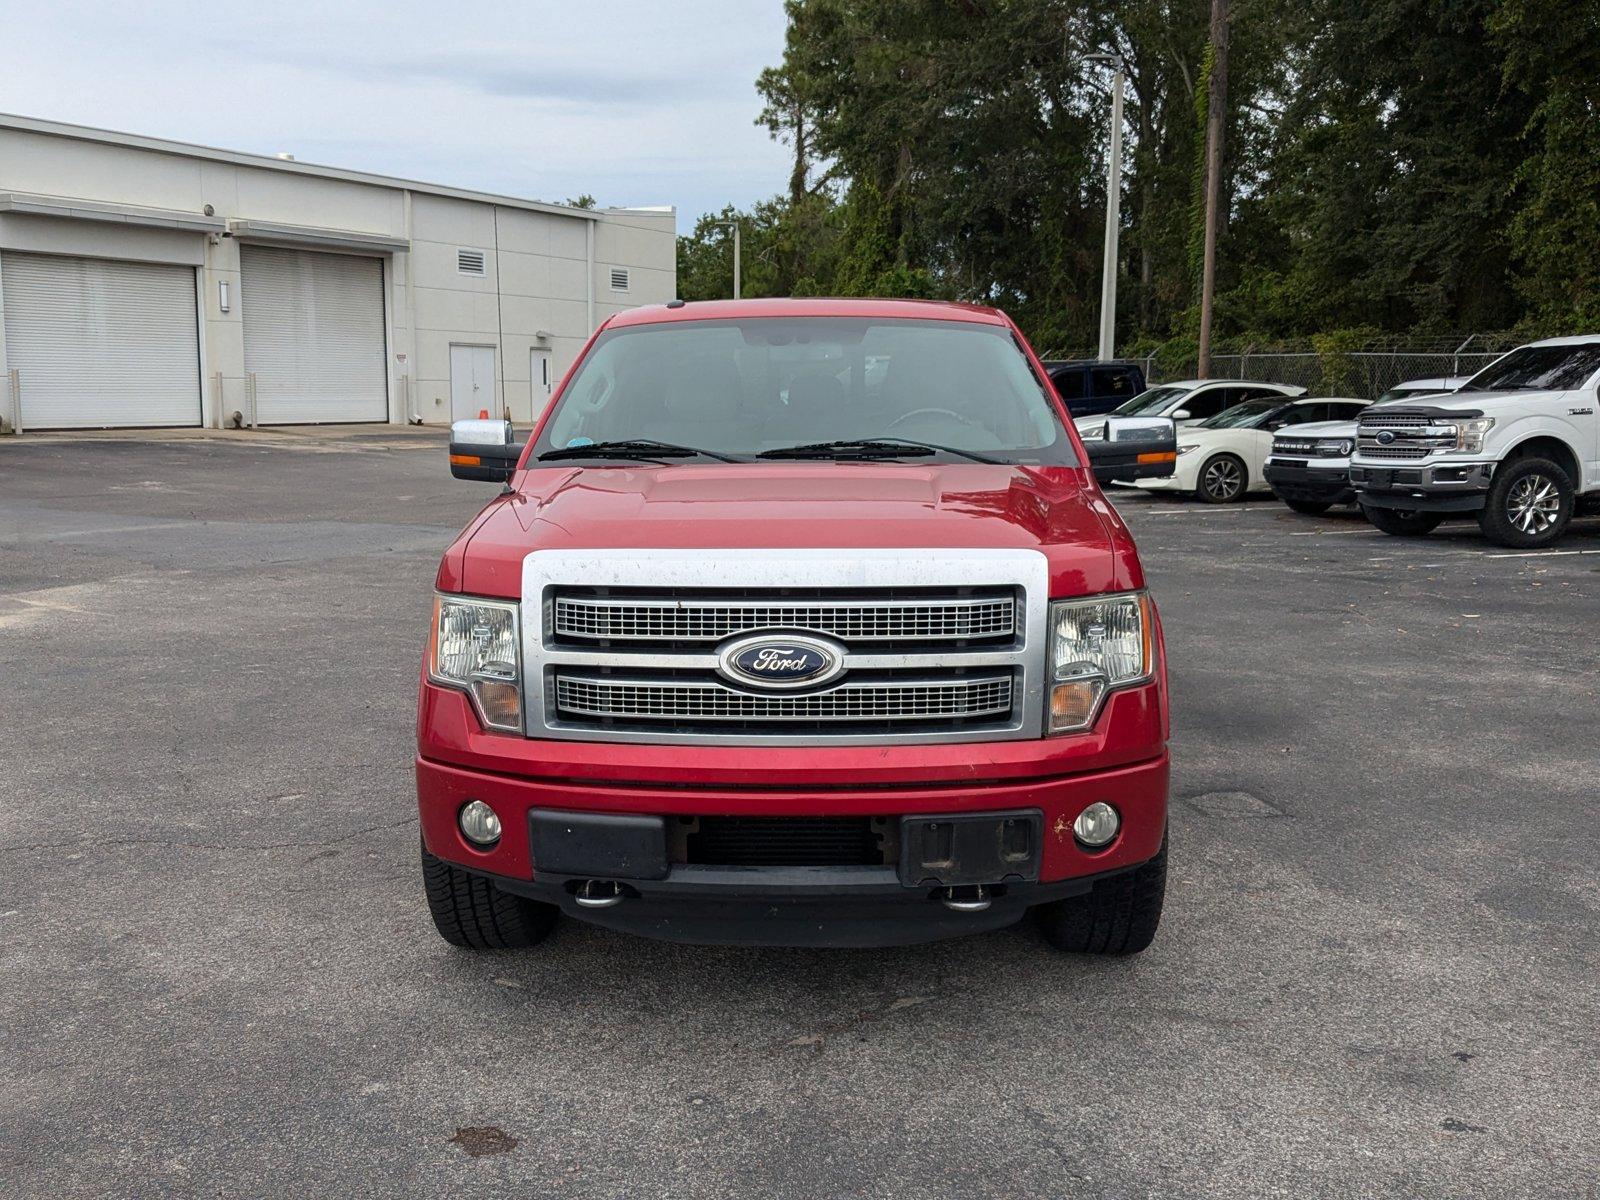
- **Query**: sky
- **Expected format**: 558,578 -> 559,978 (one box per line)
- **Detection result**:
0,0 -> 794,232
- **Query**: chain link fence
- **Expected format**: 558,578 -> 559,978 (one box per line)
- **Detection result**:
1041,335 -> 1533,399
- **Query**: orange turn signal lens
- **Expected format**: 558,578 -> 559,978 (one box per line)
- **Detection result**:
449,453 -> 482,467
1137,451 -> 1177,464
471,678 -> 523,730
1049,678 -> 1107,732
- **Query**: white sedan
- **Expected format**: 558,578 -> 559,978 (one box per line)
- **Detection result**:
1133,397 -> 1370,503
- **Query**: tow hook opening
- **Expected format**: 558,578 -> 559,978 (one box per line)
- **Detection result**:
569,879 -> 633,909
937,884 -> 999,913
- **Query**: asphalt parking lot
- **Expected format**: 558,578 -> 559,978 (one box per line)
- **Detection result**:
2,430 -> 1596,1199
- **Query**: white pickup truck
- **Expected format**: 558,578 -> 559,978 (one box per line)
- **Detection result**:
1349,336 -> 1600,547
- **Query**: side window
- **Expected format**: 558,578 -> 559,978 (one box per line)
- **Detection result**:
1181,387 -> 1230,419
1050,368 -> 1086,400
1277,404 -> 1323,426
1090,367 -> 1138,400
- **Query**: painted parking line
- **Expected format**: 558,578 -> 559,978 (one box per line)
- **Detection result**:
1484,548 -> 1600,559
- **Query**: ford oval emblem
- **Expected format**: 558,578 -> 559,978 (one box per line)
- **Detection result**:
717,633 -> 845,691
1375,430 -> 1396,445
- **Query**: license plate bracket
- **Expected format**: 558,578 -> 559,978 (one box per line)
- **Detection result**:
897,809 -> 1042,888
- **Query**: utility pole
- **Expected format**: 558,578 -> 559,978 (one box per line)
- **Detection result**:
1088,52 -> 1126,362
714,220 -> 743,300
1197,0 -> 1229,379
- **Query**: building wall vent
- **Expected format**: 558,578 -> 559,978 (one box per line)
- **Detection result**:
609,267 -> 630,292
457,248 -> 487,276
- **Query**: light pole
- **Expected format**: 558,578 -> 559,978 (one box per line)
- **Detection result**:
712,219 -> 742,300
1086,52 -> 1125,362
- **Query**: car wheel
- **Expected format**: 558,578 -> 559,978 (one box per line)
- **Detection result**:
1361,505 -> 1444,537
421,838 -> 559,950
1196,454 -> 1247,503
1477,456 -> 1574,549
1036,836 -> 1167,956
1282,498 -> 1333,515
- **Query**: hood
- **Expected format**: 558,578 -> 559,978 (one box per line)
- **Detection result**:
444,462 -> 1139,599
1375,389 -> 1560,416
1274,419 -> 1356,439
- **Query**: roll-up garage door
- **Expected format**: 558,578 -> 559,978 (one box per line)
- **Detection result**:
1,252 -> 201,429
240,245 -> 388,424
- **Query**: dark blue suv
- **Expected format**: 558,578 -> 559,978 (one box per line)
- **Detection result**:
1041,360 -> 1148,418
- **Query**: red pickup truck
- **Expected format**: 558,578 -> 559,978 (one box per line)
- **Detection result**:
418,298 -> 1170,952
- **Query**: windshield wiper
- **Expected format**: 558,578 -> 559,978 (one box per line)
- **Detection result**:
758,437 -> 1001,464
537,439 -> 748,464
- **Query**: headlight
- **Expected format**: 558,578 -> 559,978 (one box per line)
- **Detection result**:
1080,423 -> 1108,441
1176,444 -> 1199,456
1448,417 -> 1495,453
429,595 -> 523,732
1313,439 -> 1354,457
1047,592 -> 1154,734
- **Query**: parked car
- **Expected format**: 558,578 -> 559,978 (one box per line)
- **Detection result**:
1351,335 -> 1600,547
1041,359 -> 1146,417
425,298 -> 1171,954
1263,380 -> 1456,514
1374,375 -> 1467,404
1075,378 -> 1305,442
1135,396 -> 1370,503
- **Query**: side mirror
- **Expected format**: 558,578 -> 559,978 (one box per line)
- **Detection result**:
449,419 -> 526,483
1170,408 -> 1192,420
1083,416 -> 1177,484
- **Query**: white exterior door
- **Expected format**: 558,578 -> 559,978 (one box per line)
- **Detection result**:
1,252 -> 201,429
531,348 -> 553,413
240,245 -> 388,424
451,345 -> 497,420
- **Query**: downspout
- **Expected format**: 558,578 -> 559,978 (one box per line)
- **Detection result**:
585,218 -> 596,334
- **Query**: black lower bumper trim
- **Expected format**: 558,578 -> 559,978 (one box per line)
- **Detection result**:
1264,464 -> 1354,505
479,862 -> 1136,947
1356,489 -> 1487,513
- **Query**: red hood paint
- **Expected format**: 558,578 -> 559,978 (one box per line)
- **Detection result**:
437,462 -> 1142,600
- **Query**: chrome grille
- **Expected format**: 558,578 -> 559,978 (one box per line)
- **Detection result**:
523,548 -> 1049,745
552,593 -> 1015,644
554,674 -> 1014,724
1358,444 -> 1431,460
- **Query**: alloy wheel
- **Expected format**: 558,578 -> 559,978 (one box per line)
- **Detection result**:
1506,472 -> 1562,536
1202,458 -> 1243,501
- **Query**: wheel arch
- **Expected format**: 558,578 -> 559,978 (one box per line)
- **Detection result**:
1504,435 -> 1581,488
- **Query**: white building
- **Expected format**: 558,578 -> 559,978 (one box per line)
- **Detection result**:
0,114 -> 676,432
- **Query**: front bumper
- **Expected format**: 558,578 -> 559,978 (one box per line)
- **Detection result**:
417,684 -> 1168,945
1350,461 -> 1494,512
1264,460 -> 1354,505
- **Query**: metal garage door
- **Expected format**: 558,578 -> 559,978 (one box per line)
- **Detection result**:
240,245 -> 388,424
1,252 -> 201,429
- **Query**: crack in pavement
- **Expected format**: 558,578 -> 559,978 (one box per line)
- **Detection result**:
0,815 -> 418,857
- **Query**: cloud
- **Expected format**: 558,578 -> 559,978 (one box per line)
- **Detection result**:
0,0 -> 795,230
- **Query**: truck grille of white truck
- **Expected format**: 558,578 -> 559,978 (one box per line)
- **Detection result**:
521,549 -> 1050,745
1357,412 -> 1454,460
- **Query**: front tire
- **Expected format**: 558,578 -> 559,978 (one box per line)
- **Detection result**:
422,839 -> 559,950
1477,456 -> 1573,548
1283,498 -> 1332,515
1196,454 -> 1247,503
1036,838 -> 1167,956
1362,504 -> 1443,537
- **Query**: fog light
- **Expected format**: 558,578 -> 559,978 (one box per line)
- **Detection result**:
459,800 -> 502,846
1073,802 -> 1120,848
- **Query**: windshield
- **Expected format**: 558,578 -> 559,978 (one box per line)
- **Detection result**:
1460,344 -> 1600,392
1197,398 -> 1288,429
534,317 -> 1076,464
1110,385 -> 1189,416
